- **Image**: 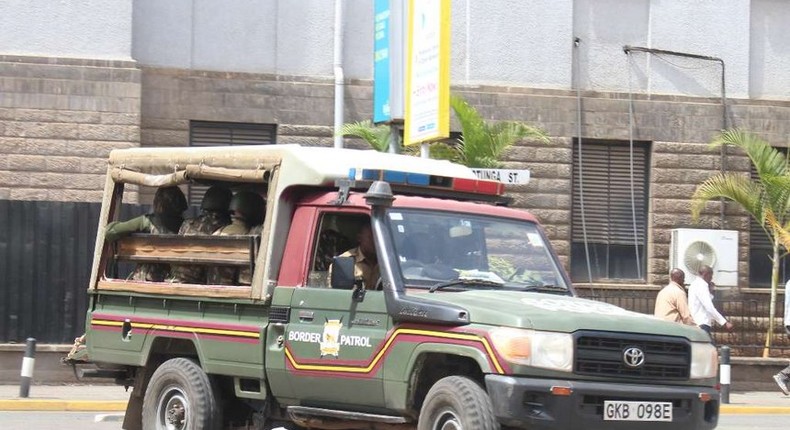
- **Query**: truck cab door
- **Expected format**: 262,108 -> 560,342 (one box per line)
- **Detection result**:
282,210 -> 391,409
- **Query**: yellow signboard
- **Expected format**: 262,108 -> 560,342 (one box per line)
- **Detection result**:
404,0 -> 450,146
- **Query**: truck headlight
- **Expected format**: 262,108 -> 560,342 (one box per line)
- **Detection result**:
490,327 -> 573,372
690,342 -> 718,379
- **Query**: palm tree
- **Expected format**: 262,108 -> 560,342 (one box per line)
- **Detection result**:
337,120 -> 391,152
691,129 -> 790,357
337,95 -> 549,166
428,95 -> 549,167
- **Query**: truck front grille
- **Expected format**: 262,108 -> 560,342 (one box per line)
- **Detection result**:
574,332 -> 690,380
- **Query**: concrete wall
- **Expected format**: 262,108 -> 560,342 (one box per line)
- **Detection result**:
750,0 -> 790,100
132,0 -> 374,77
574,0 -> 750,98
130,0 -> 789,100
139,68 -> 373,151
0,0 -> 132,61
0,56 -> 141,202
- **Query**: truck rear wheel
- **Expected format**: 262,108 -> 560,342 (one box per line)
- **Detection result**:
418,376 -> 499,430
142,358 -> 222,430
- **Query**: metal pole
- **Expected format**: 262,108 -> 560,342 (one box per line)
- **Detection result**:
719,346 -> 730,404
420,143 -> 430,158
19,337 -> 36,398
388,123 -> 401,154
333,0 -> 345,148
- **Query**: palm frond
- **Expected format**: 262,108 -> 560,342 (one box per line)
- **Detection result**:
711,129 -> 787,178
337,121 -> 390,152
761,174 -> 790,223
765,209 -> 788,251
450,94 -> 549,168
691,172 -> 763,221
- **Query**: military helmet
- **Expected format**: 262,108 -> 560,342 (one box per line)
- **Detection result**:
230,191 -> 265,223
201,186 -> 232,212
153,186 -> 188,215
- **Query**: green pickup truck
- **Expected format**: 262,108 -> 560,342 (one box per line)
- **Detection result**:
73,145 -> 719,430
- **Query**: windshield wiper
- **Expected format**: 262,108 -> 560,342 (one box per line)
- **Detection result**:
429,278 -> 504,293
520,284 -> 568,294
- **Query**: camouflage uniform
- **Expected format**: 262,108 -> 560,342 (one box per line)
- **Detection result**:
168,211 -> 230,284
207,218 -> 251,285
104,186 -> 187,282
105,213 -> 183,282
237,223 -> 264,285
207,191 -> 265,285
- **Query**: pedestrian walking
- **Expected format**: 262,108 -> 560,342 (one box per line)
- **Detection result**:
654,268 -> 695,325
688,265 -> 734,336
773,279 -> 790,395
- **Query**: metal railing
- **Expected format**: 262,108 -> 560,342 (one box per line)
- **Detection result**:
577,287 -> 790,357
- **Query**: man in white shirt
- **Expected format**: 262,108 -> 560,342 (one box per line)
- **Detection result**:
773,279 -> 790,395
688,265 -> 734,336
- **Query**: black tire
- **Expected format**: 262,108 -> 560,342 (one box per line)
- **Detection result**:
142,358 -> 222,430
418,376 -> 499,430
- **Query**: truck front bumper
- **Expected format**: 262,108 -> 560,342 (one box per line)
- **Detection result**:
485,375 -> 718,430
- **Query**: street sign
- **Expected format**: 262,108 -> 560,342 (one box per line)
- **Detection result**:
470,169 -> 531,185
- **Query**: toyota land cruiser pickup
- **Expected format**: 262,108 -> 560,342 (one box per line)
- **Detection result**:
71,145 -> 719,430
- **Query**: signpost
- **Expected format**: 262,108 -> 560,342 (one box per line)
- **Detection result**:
471,169 -> 531,185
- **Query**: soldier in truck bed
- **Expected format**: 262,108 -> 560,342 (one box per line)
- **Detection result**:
168,185 -> 232,284
105,186 -> 188,282
207,190 -> 265,285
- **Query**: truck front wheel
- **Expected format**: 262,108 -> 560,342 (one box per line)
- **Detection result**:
418,376 -> 499,430
142,358 -> 222,430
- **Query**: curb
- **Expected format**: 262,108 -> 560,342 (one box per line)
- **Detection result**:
0,399 -> 127,411
720,405 -> 790,415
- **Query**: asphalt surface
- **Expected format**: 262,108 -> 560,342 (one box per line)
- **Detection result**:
2,384 -> 790,413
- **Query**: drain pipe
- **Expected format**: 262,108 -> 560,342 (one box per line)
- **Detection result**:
622,46 -> 727,227
333,0 -> 345,149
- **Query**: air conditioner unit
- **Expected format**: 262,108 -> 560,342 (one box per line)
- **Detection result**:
670,228 -> 739,287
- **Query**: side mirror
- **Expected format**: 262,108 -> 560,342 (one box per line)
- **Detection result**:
331,256 -> 356,290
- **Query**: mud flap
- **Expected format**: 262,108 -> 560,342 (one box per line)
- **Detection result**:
122,365 -> 156,430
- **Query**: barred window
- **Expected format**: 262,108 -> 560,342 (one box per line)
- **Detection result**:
571,139 -> 649,282
188,121 -> 276,206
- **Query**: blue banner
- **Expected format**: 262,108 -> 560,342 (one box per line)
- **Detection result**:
373,0 -> 391,124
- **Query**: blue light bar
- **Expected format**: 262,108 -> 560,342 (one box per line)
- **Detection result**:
349,168 -> 431,186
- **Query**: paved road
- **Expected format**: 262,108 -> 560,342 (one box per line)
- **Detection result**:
0,412 -> 296,430
1,411 -> 787,430
0,411 -> 121,430
717,414 -> 787,429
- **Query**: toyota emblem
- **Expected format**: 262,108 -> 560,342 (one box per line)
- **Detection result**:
622,347 -> 645,368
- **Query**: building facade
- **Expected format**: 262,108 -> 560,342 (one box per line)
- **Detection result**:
2,0 -> 790,331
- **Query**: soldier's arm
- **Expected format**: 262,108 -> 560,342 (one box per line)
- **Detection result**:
105,215 -> 151,242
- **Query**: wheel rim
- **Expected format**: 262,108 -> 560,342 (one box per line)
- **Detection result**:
156,385 -> 189,430
433,408 -> 462,430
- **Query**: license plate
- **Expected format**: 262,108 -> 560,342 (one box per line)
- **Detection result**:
603,401 -> 673,422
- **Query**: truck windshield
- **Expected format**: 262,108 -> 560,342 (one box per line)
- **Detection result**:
385,209 -> 568,291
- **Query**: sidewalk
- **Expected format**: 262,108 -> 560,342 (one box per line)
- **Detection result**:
0,384 -> 129,411
0,384 -> 788,414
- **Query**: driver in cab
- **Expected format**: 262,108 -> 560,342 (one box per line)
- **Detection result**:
332,224 -> 380,290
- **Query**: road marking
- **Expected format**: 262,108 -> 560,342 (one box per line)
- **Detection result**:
94,413 -> 124,422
